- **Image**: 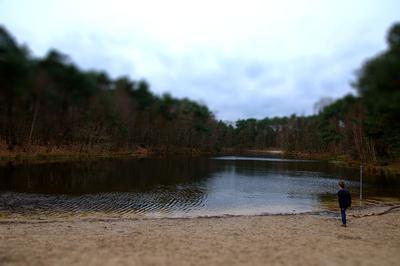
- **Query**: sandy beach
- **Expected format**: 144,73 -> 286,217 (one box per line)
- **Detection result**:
0,207 -> 399,266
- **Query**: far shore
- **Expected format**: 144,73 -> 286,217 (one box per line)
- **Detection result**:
0,145 -> 215,165
0,145 -> 284,165
1,144 -> 399,176
0,206 -> 399,266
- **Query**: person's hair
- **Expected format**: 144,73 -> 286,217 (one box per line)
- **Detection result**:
338,180 -> 345,189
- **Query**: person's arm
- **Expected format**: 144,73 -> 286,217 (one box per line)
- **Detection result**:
338,190 -> 345,208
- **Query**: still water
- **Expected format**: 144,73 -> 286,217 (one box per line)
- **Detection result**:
0,156 -> 399,218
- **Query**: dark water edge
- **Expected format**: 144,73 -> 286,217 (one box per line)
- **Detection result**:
1,156 -> 399,218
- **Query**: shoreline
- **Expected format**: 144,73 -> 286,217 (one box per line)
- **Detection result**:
283,151 -> 400,177
0,203 -> 397,222
1,146 -> 399,177
1,206 -> 399,266
0,146 -> 216,166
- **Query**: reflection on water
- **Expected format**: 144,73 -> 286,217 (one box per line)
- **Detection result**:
0,156 -> 399,218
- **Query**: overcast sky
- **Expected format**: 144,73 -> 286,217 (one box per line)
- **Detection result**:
1,0 -> 399,121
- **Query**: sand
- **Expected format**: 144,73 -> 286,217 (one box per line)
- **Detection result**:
0,208 -> 399,266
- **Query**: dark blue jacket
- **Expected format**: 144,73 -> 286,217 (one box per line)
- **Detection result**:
338,188 -> 351,209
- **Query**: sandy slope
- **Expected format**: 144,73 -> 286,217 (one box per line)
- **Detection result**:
0,208 -> 399,266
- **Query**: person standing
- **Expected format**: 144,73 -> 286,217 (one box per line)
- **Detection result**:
337,180 -> 351,227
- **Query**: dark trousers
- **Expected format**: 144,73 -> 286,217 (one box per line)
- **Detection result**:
341,208 -> 347,225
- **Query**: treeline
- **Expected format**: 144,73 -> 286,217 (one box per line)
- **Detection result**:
1,23 -> 399,162
0,26 -> 223,152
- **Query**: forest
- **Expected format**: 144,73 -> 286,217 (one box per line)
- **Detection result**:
1,23 -> 399,164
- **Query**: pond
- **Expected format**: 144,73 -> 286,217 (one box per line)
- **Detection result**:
0,156 -> 399,218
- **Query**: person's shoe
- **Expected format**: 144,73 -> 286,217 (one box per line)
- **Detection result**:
341,224 -> 347,227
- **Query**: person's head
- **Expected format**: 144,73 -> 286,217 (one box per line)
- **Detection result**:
338,180 -> 345,189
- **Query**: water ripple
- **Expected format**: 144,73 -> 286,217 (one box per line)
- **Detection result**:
0,188 -> 207,218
